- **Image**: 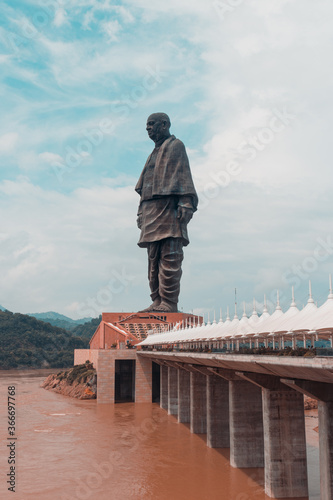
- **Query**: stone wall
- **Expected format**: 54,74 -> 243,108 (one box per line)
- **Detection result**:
73,349 -> 152,404
74,349 -> 100,369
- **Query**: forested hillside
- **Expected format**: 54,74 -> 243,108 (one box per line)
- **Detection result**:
0,310 -> 89,369
71,316 -> 101,339
28,311 -> 93,331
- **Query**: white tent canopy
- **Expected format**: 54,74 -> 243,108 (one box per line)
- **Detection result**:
139,278 -> 333,347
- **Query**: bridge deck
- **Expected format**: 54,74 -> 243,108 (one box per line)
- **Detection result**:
138,351 -> 333,384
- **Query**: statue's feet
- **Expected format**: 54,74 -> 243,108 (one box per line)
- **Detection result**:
153,300 -> 178,313
139,298 -> 161,312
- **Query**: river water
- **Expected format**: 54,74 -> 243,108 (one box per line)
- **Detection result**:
0,370 -> 320,500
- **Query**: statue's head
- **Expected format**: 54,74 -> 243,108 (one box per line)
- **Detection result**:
146,113 -> 171,143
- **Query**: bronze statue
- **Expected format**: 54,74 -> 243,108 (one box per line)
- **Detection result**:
135,113 -> 198,312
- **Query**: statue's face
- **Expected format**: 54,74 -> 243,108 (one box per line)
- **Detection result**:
146,115 -> 168,143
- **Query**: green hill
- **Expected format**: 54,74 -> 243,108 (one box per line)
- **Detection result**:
71,316 -> 101,339
27,311 -> 93,331
0,310 -> 89,370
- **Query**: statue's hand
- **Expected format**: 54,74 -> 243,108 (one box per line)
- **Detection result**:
177,206 -> 193,225
137,214 -> 142,229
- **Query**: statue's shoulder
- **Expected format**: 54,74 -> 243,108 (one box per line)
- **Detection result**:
167,135 -> 186,151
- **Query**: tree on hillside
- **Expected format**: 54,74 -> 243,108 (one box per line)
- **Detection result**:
0,310 -> 89,370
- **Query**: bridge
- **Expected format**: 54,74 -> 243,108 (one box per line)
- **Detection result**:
74,292 -> 333,500
137,350 -> 333,500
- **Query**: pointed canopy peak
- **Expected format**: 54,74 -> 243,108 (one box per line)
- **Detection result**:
234,302 -> 238,319
307,280 -> 314,304
251,297 -> 258,317
328,274 -> 333,299
219,308 -> 223,323
213,310 -> 217,324
242,302 -> 247,318
263,294 -> 268,313
290,286 -> 297,308
226,306 -> 231,321
275,290 -> 282,311
207,311 -> 211,326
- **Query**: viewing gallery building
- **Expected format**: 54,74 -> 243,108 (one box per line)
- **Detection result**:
75,310 -> 201,404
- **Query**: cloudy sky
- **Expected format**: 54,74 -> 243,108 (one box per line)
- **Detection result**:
1,0 -> 333,319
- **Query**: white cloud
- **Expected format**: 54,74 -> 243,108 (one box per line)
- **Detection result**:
39,152 -> 63,164
53,8 -> 68,27
0,178 -> 142,317
234,35 -> 265,57
0,132 -> 18,153
82,10 -> 95,30
0,54 -> 11,64
101,20 -> 122,42
114,6 -> 135,24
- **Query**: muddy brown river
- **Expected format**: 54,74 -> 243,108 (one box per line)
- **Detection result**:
0,370 -> 320,500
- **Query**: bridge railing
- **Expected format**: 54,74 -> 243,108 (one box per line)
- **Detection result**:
141,345 -> 333,357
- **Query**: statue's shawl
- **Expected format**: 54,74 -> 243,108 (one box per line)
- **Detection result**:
135,135 -> 198,210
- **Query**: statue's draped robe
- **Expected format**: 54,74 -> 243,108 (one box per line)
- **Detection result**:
135,135 -> 198,248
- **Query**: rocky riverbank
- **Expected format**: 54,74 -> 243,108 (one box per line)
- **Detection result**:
304,396 -> 318,410
41,362 -> 97,399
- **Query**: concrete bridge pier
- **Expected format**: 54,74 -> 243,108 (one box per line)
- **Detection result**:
190,370 -> 207,434
206,375 -> 230,448
160,364 -> 168,410
168,366 -> 178,415
229,377 -> 264,468
263,387 -> 308,498
282,379 -> 333,500
239,373 -> 308,498
319,401 -> 333,500
177,367 -> 191,423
